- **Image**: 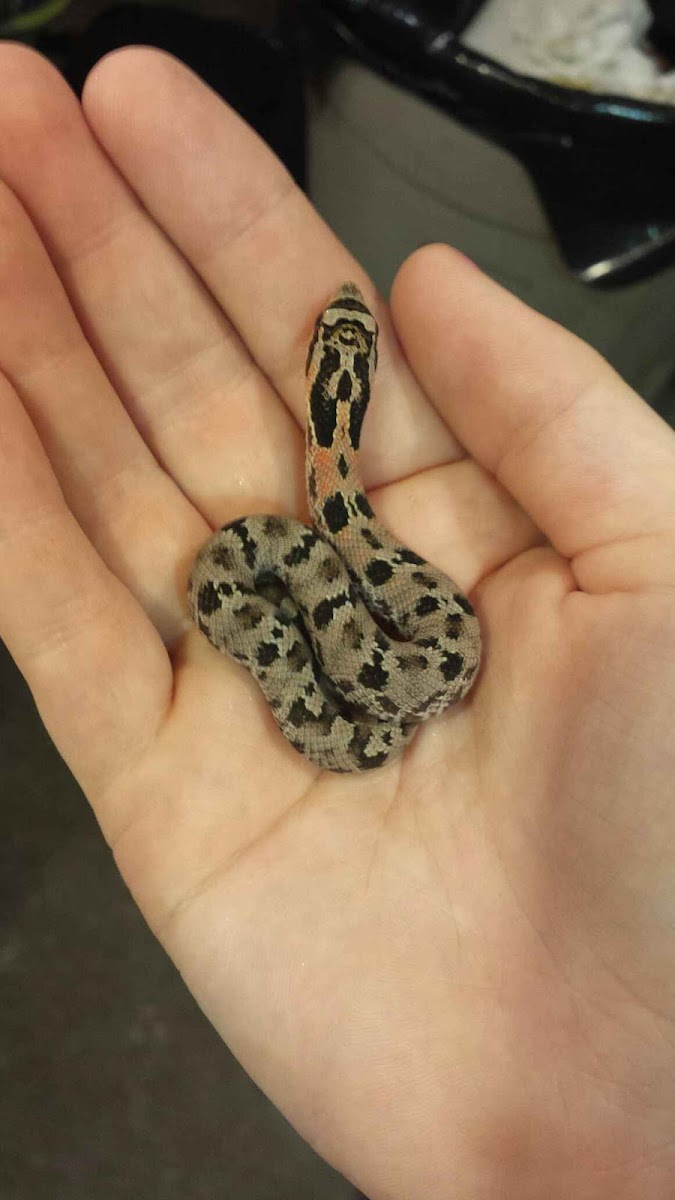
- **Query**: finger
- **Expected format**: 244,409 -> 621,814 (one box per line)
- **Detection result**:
372,459 -> 541,594
0,43 -> 303,532
81,46 -> 459,488
0,372 -> 171,811
0,170 -> 203,642
392,245 -> 675,592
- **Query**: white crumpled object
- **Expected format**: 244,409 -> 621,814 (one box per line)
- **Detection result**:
462,0 -> 675,104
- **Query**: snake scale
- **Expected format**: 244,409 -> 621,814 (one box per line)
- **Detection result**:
188,283 -> 481,772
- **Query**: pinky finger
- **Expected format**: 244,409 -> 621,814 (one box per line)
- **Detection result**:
0,373 -> 171,820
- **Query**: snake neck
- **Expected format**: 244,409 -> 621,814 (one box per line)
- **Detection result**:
305,282 -> 378,557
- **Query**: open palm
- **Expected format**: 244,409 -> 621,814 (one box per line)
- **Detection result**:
2,44 -> 675,1200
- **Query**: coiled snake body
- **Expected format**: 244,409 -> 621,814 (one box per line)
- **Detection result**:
188,284 -> 481,772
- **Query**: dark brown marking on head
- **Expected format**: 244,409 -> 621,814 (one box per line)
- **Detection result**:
309,347 -> 341,447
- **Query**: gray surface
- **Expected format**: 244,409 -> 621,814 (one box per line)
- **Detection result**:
307,61 -> 675,403
0,640 -> 354,1199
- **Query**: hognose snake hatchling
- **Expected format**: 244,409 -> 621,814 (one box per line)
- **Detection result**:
188,283 -> 482,772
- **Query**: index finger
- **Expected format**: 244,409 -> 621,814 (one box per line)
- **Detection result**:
81,47 -> 459,489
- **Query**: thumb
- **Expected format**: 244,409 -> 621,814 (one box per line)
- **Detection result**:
391,245 -> 675,593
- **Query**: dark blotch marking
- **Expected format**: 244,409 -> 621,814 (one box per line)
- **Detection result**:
440,651 -> 464,682
453,592 -> 475,616
361,527 -> 383,550
210,544 -> 236,572
322,492 -> 350,534
263,515 -> 289,537
214,578 -> 235,599
412,571 -> 438,590
348,725 -> 387,771
287,697 -> 315,728
358,652 -> 389,693
222,518 -> 258,571
284,531 -> 318,568
344,618 -> 364,651
374,631 -> 390,654
287,641 -> 310,671
257,642 -> 280,667
319,555 -> 342,583
396,653 -> 428,672
197,581 -> 222,617
445,613 -> 464,639
415,594 -> 440,617
287,696 -> 335,733
365,559 -> 394,587
337,453 -> 350,479
398,548 -> 425,566
307,465 -> 318,502
236,601 -> 267,630
313,592 -> 351,630
354,492 -> 374,520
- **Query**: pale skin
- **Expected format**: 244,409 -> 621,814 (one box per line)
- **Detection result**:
0,42 -> 674,1200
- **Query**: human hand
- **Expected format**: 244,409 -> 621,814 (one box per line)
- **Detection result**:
0,44 -> 674,1200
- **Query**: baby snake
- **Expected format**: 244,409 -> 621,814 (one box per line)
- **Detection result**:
188,283 -> 481,772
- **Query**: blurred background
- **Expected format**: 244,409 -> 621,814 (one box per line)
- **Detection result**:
2,1 -> 675,1197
